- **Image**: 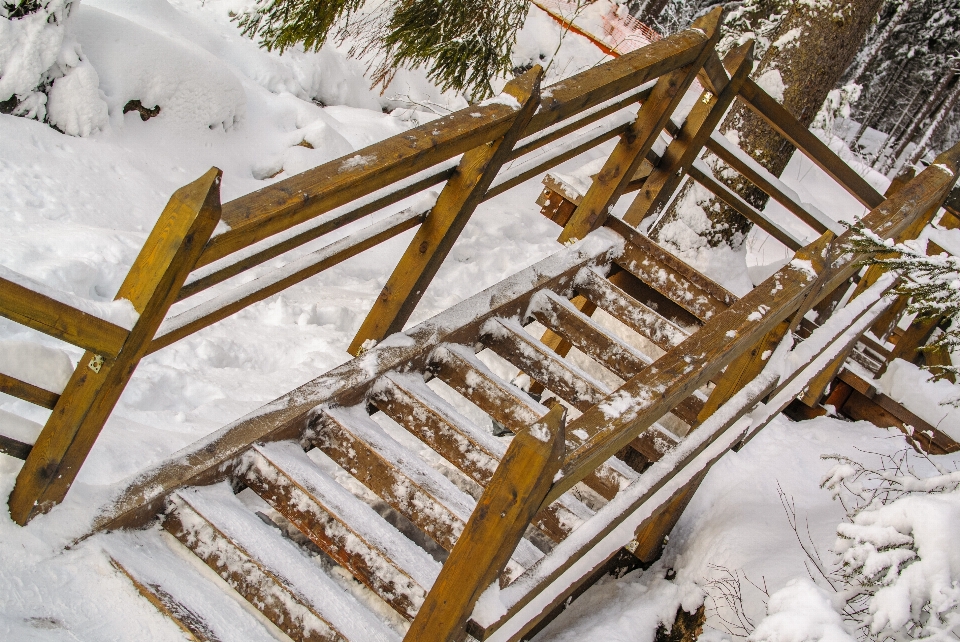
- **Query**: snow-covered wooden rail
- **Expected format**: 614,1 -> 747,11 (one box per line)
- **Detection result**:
3,7 -> 960,639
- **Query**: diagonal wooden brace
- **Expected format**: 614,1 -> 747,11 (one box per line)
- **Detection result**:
348,67 -> 544,356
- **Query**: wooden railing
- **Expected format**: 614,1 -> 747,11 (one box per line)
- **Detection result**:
2,1 -> 957,535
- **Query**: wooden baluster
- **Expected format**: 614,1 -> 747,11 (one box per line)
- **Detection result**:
9,169 -> 223,525
348,67 -> 544,356
557,8 -> 723,244
403,405 -> 566,642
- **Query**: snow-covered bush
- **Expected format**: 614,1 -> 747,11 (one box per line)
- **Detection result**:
813,83 -> 863,138
0,0 -> 108,134
821,451 -> 960,640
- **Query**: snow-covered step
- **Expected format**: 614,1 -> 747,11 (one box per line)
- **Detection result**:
528,289 -> 652,381
240,441 -> 441,621
104,529 -> 280,642
165,483 -> 400,642
312,404 -> 544,578
574,266 -> 689,351
429,343 -> 636,501
480,316 -> 611,411
371,371 -> 594,542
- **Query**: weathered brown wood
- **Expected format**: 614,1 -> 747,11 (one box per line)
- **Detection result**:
630,471 -> 705,563
556,8 -> 722,244
544,150 -> 960,506
606,216 -> 738,307
428,343 -> 630,501
528,289 -> 650,381
241,444 -> 430,621
696,320 -> 790,425
0,371 -> 60,409
574,267 -> 689,351
150,207 -> 425,354
480,316 -> 609,412
623,42 -> 754,226
178,170 -> 451,301
9,169 -> 223,525
840,387 -> 959,455
888,315 -> 940,366
687,159 -> 803,250
348,69 -> 544,356
0,434 -> 32,460
403,405 -> 566,642
0,277 -> 129,359
737,78 -> 885,210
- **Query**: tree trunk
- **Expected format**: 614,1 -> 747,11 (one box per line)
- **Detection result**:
648,0 -> 885,248
908,77 -> 960,166
884,66 -> 959,170
846,0 -> 912,84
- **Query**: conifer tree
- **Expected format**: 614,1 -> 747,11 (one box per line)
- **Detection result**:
235,0 -> 528,101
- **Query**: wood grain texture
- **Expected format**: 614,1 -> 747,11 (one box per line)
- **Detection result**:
0,371 -> 60,409
403,405 -> 566,642
9,168 -> 223,525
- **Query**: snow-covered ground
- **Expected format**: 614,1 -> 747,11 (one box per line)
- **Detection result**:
1,0 -> 959,640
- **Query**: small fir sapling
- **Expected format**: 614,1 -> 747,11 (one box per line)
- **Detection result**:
847,220 -> 960,384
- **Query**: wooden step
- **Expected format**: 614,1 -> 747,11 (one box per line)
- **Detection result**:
371,372 -> 593,542
574,267 -> 688,351
240,441 -> 441,620
480,316 -> 611,412
104,529 -> 280,642
527,289 -> 651,380
311,403 -> 544,579
428,343 -> 638,500
165,483 -> 400,642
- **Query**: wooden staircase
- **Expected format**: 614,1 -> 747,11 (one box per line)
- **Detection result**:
97,221 -> 712,641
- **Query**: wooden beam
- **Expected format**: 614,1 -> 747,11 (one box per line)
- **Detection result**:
9,169 -> 224,525
0,371 -> 60,409
0,434 -> 32,460
738,78 -> 885,210
0,277 -> 128,359
403,405 -> 566,642
623,41 -> 754,226
348,68 -> 544,355
556,8 -> 723,244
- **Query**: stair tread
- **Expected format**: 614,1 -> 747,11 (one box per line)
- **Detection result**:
104,529 -> 278,642
251,440 -> 441,590
320,404 -> 545,570
173,483 -> 400,642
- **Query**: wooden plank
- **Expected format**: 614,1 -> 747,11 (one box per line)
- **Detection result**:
348,69 -> 544,356
480,316 -> 610,412
840,388 -> 959,455
0,434 -> 32,460
150,207 -> 425,354
0,371 -> 60,409
623,42 -> 754,226
630,471 -> 705,563
527,289 -> 650,381
9,169 -> 224,525
428,343 -> 631,501
556,8 -> 723,244
737,78 -> 885,210
688,159 -> 804,250
574,267 -> 689,351
178,169 -> 451,301
370,372 -> 591,543
605,216 -> 738,307
403,406 -> 566,642
0,276 -> 129,359
544,150 -> 960,506
242,442 -> 437,621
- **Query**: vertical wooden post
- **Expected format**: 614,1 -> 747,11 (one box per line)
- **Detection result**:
348,67 -> 544,356
9,169 -> 223,525
556,7 -> 724,245
403,405 -> 566,642
623,41 -> 755,227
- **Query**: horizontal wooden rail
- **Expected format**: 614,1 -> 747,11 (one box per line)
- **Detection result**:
0,371 -> 60,409
0,276 -> 129,359
0,434 -> 32,460
150,207 -> 427,353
